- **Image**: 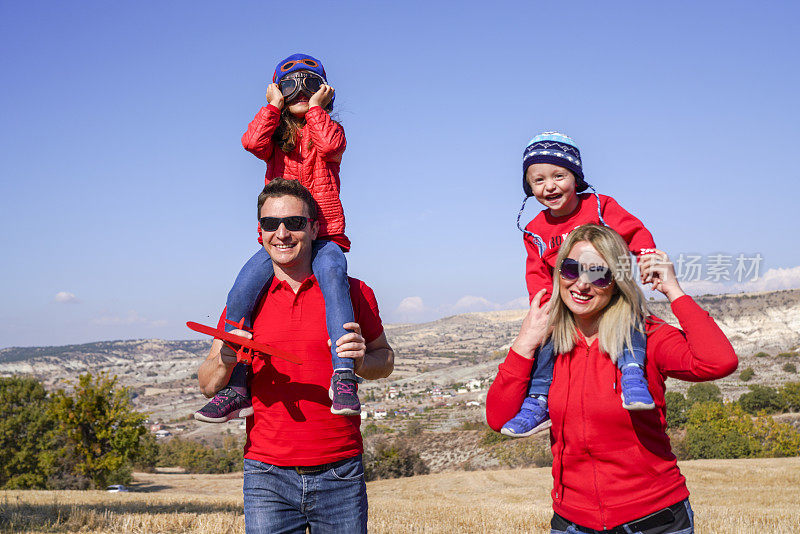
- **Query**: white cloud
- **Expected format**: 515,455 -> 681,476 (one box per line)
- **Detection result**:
54,291 -> 78,304
91,311 -> 167,327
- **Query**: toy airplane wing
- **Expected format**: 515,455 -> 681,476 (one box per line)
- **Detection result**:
186,321 -> 302,365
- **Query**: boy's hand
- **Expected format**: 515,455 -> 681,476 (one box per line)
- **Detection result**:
328,322 -> 366,372
266,83 -> 284,109
309,84 -> 334,109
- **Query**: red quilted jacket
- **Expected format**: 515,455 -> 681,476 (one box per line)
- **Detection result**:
242,104 -> 350,250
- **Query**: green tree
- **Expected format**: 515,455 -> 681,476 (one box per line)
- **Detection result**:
0,377 -> 57,489
364,439 -> 429,481
779,382 -> 800,412
665,391 -> 689,428
685,402 -> 756,459
686,383 -> 722,406
783,363 -> 797,374
49,373 -> 148,489
157,436 -> 243,473
738,385 -> 784,415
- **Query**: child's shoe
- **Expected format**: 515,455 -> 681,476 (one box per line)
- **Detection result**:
620,365 -> 655,410
501,395 -> 551,437
194,387 -> 253,423
329,370 -> 360,415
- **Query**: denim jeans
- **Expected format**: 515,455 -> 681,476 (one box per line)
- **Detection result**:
243,456 -> 367,534
550,499 -> 694,534
528,327 -> 647,397
225,240 -> 355,390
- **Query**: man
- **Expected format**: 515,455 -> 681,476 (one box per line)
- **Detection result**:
198,178 -> 394,533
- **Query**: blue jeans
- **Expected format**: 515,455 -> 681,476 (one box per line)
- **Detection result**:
550,499 -> 693,533
225,240 -> 355,390
528,327 -> 647,397
243,456 -> 367,534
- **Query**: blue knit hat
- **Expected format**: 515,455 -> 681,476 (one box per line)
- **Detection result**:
522,132 -> 588,196
272,53 -> 334,108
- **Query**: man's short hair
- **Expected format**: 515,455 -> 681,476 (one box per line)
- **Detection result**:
257,178 -> 318,220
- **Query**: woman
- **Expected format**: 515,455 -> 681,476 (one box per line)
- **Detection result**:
486,224 -> 737,533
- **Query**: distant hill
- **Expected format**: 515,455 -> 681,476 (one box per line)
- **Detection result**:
1,288 -> 798,433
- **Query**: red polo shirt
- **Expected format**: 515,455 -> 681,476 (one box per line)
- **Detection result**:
227,275 -> 383,466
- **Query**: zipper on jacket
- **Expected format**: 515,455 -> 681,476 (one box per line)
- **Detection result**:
583,343 -> 608,529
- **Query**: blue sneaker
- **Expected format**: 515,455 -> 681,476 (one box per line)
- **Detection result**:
621,365 -> 655,410
500,395 -> 551,437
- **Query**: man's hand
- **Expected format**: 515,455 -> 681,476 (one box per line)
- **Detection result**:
266,83 -> 284,109
220,329 -> 252,364
308,84 -> 334,109
329,322 -> 366,372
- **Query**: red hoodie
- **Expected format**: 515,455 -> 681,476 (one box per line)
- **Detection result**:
524,193 -> 655,303
486,296 -> 737,530
242,104 -> 349,250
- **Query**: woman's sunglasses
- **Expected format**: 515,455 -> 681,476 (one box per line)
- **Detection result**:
559,258 -> 614,288
259,216 -> 314,232
278,71 -> 324,101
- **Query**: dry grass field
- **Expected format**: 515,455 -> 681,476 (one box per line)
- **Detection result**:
1,458 -> 799,533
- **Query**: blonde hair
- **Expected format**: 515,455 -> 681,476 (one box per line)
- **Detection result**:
547,224 -> 649,362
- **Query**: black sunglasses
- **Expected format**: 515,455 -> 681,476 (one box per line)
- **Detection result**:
559,258 -> 614,288
278,72 -> 324,100
259,216 -> 314,232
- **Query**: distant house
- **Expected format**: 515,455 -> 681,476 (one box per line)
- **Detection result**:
466,400 -> 481,407
155,429 -> 172,439
373,410 -> 388,420
360,411 -> 368,420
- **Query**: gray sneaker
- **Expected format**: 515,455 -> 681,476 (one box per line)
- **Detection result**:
194,387 -> 253,423
329,371 -> 361,416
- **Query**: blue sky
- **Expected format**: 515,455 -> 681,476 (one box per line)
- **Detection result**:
2,1 -> 799,347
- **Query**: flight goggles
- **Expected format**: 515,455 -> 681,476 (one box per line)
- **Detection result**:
559,258 -> 614,288
278,71 -> 325,102
259,216 -> 315,232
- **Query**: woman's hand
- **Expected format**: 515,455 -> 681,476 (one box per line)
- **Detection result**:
511,289 -> 552,359
266,83 -> 284,109
638,249 -> 686,302
308,84 -> 334,109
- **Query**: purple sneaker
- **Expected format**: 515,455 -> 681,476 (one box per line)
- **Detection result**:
194,387 -> 253,423
329,370 -> 360,416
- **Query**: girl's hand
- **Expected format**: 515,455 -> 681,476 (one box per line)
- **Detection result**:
329,322 -> 366,372
266,83 -> 284,109
308,84 -> 334,109
639,249 -> 686,302
511,289 -> 553,359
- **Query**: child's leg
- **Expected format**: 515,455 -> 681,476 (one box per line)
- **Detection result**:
311,240 -> 360,416
500,340 -> 555,437
618,327 -> 655,410
195,249 -> 274,423
527,339 -> 556,397
311,240 -> 355,371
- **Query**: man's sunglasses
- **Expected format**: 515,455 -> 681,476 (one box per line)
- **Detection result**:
559,258 -> 614,288
259,216 -> 315,232
278,71 -> 325,101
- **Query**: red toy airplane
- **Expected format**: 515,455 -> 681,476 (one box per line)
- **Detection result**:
186,318 -> 301,365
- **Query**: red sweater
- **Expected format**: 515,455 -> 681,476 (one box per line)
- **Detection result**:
486,296 -> 737,530
242,104 -> 349,250
525,193 -> 655,303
